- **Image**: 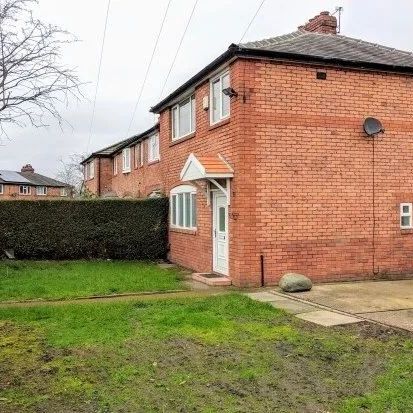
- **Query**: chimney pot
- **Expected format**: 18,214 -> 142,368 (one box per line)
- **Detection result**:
21,164 -> 34,173
299,11 -> 337,34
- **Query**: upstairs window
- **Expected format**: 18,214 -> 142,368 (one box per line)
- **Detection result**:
170,185 -> 197,229
210,70 -> 230,124
400,203 -> 412,229
172,95 -> 196,140
113,155 -> 118,175
0,184 -> 3,194
122,148 -> 131,173
60,187 -> 68,197
36,186 -> 47,196
148,134 -> 160,163
19,185 -> 31,195
85,160 -> 95,180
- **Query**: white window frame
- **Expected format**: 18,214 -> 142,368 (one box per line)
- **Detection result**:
148,134 -> 160,163
170,185 -> 197,230
172,94 -> 196,141
0,184 -> 3,194
36,186 -> 47,196
210,69 -> 230,125
19,185 -> 31,195
60,187 -> 68,197
400,203 -> 412,229
89,160 -> 95,179
122,147 -> 131,173
113,155 -> 118,175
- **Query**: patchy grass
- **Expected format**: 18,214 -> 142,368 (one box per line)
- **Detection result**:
0,294 -> 412,412
0,260 -> 186,301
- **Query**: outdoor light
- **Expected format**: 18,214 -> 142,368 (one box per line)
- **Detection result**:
222,87 -> 238,98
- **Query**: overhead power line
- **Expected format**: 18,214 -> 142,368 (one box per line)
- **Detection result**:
238,0 -> 266,44
158,0 -> 199,101
87,0 -> 111,153
126,0 -> 172,134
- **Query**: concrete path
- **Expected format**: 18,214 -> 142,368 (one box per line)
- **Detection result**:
245,291 -> 362,327
283,280 -> 413,332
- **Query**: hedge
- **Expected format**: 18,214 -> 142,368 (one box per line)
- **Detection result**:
0,198 -> 169,260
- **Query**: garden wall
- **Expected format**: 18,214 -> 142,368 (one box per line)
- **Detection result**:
0,199 -> 169,259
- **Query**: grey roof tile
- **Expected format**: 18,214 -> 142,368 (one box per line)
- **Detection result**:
240,31 -> 413,68
0,170 -> 68,187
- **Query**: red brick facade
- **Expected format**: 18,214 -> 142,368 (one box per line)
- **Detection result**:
0,184 -> 67,200
84,14 -> 413,286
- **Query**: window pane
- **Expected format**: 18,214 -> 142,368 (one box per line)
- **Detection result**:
221,73 -> 230,117
212,79 -> 220,122
191,96 -> 196,132
402,216 -> 411,227
179,99 -> 191,136
403,205 -> 410,214
178,194 -> 184,227
184,193 -> 191,227
219,206 -> 226,232
172,107 -> 179,139
191,193 -> 196,227
171,195 -> 177,225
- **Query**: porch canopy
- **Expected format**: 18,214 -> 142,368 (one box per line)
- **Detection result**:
179,153 -> 234,204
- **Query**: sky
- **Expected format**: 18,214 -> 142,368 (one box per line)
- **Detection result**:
1,0 -> 413,177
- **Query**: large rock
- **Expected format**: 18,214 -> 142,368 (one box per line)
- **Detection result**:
279,273 -> 312,293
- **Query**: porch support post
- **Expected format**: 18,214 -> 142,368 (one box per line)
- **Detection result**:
208,178 -> 231,205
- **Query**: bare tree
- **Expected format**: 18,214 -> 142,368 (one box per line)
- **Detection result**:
0,0 -> 82,134
56,153 -> 85,196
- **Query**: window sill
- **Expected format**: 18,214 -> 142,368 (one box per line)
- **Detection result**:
122,170 -> 131,174
209,117 -> 230,131
148,159 -> 160,166
170,132 -> 195,147
401,228 -> 413,234
170,227 -> 197,235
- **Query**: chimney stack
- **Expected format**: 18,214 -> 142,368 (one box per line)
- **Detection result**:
298,11 -> 337,35
21,164 -> 34,173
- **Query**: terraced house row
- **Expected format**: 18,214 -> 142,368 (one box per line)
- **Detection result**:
82,11 -> 413,287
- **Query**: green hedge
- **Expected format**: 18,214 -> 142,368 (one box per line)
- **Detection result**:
0,198 -> 169,260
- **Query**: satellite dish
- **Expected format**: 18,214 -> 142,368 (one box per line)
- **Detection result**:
363,117 -> 384,136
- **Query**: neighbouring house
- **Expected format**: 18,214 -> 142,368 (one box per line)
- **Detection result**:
83,11 -> 413,287
0,164 -> 72,199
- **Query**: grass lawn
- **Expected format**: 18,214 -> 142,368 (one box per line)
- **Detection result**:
0,260 -> 186,301
0,294 -> 412,412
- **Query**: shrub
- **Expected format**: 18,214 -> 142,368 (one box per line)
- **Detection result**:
0,198 -> 169,260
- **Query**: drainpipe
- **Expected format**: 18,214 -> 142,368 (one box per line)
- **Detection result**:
260,254 -> 265,287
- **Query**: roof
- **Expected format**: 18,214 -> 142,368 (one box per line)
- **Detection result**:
151,30 -> 413,113
82,124 -> 159,164
240,30 -> 413,68
0,170 -> 69,187
180,154 -> 234,181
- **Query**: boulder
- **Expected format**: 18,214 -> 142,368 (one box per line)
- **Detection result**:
279,273 -> 312,293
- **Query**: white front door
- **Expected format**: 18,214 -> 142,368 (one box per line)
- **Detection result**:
213,192 -> 229,275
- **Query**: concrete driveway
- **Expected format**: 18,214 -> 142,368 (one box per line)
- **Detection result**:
287,280 -> 413,332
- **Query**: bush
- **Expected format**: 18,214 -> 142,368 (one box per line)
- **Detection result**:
0,198 -> 169,260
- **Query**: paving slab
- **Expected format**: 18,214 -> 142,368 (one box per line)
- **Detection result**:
284,280 -> 413,314
360,309 -> 413,332
268,299 -> 317,314
245,292 -> 280,302
296,310 -> 362,327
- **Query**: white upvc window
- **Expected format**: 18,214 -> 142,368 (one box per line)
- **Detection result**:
0,184 -> 3,194
170,185 -> 197,229
113,155 -> 118,175
36,186 -> 47,196
19,185 -> 31,195
134,143 -> 143,168
60,187 -> 68,197
148,134 -> 160,163
172,94 -> 196,140
210,70 -> 230,124
400,203 -> 412,229
122,147 -> 131,173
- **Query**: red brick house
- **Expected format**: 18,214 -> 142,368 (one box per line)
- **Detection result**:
83,12 -> 413,287
0,164 -> 72,199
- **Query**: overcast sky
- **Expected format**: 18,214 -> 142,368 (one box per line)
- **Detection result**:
1,0 -> 413,177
